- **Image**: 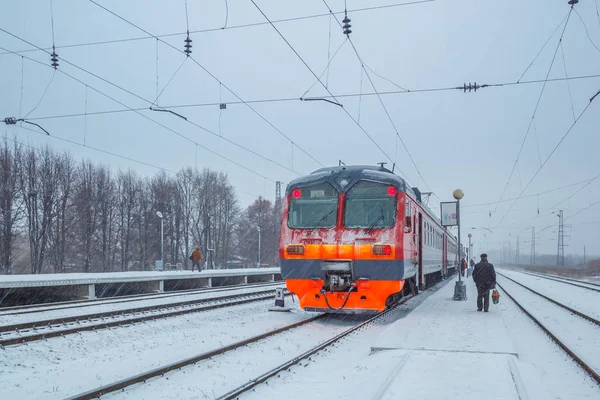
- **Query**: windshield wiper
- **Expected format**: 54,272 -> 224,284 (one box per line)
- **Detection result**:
366,207 -> 385,233
310,208 -> 336,233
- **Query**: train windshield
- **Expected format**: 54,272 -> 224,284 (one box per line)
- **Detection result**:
288,183 -> 338,228
344,181 -> 397,229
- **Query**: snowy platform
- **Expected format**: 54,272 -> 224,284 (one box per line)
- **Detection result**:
246,276 -> 600,400
369,279 -> 521,399
0,268 -> 281,305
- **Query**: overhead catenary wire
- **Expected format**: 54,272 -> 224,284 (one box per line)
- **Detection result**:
16,124 -> 177,174
248,0 -> 412,181
494,90 -> 598,229
0,44 -> 280,183
559,42 -> 576,122
323,0 -> 431,192
492,7 -> 574,221
0,0 -> 435,57
573,7 -> 600,54
87,0 -> 324,169
0,29 -> 301,177
462,177 -> 600,208
517,12 -> 570,83
302,37 -> 348,98
24,73 -> 600,122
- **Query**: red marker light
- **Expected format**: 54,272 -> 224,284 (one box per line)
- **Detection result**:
372,244 -> 393,256
387,186 -> 397,196
292,189 -> 302,198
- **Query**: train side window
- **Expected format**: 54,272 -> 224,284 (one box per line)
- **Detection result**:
405,200 -> 412,233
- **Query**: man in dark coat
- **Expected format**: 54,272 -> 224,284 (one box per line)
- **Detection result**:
472,253 -> 496,312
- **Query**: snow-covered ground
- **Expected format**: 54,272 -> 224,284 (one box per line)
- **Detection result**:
0,298 -> 311,400
0,283 -> 283,326
240,278 -> 600,400
3,274 -> 600,400
498,276 -> 600,374
498,268 -> 600,320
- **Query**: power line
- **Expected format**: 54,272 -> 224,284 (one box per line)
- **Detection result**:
0,0 -> 435,57
0,44 -> 279,183
517,12 -> 570,83
492,7 -> 574,220
573,7 -> 600,54
462,177 -> 599,208
0,29 -> 301,177
87,0 -> 324,169
248,0 -> 426,183
15,124 -> 177,173
565,198 -> 600,222
23,73 -> 600,122
324,0 -> 431,192
494,90 -> 598,229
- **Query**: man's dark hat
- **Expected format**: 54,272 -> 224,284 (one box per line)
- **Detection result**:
480,253 -> 487,258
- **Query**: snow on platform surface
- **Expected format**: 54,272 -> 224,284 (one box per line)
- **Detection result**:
245,276 -> 600,400
0,268 -> 280,288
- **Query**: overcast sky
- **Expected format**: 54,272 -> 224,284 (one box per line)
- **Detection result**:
1,0 -> 599,258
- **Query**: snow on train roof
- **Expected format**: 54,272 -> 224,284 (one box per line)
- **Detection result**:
286,165 -> 408,193
286,165 -> 443,227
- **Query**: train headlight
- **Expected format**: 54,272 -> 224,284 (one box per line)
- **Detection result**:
286,244 -> 305,255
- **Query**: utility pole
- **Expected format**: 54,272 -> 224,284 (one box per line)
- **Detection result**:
557,210 -> 565,266
530,227 -> 536,265
508,239 -> 512,266
584,245 -> 586,266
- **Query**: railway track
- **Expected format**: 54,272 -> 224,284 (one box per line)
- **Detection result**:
63,294 -> 414,400
503,268 -> 600,293
0,281 -> 283,316
497,272 -> 600,327
497,280 -> 600,385
0,288 -> 284,347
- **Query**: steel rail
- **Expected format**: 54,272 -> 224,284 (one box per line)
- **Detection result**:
510,269 -> 600,292
217,294 -> 415,400
0,288 -> 279,332
0,292 -> 283,347
498,272 -> 600,327
0,281 -> 283,316
63,314 -> 325,400
497,282 -> 600,385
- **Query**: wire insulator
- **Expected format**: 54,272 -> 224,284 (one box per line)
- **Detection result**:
3,117 -> 18,125
568,0 -> 578,5
50,46 -> 59,69
184,31 -> 193,56
342,14 -> 352,36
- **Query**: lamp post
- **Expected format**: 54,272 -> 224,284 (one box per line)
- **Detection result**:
257,226 -> 261,268
468,233 -> 472,262
156,211 -> 164,271
453,189 -> 467,301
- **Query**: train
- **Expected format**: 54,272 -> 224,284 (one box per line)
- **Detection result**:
279,164 -> 459,313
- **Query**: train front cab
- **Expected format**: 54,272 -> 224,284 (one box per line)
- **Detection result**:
280,179 -> 411,313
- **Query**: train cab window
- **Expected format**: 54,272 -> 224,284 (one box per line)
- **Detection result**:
344,181 -> 397,229
288,183 -> 338,228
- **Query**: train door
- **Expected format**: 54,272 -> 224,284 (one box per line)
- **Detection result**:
418,212 -> 424,289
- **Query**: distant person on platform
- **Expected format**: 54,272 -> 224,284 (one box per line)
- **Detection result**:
470,259 -> 475,268
191,247 -> 202,272
472,253 -> 496,312
460,258 -> 467,277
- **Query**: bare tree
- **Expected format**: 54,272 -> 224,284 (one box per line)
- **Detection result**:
20,147 -> 59,274
0,140 -> 23,274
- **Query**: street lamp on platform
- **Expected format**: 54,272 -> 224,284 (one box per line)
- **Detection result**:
156,211 -> 164,271
453,189 -> 467,301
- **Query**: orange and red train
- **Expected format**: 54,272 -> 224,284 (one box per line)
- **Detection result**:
279,165 -> 459,313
